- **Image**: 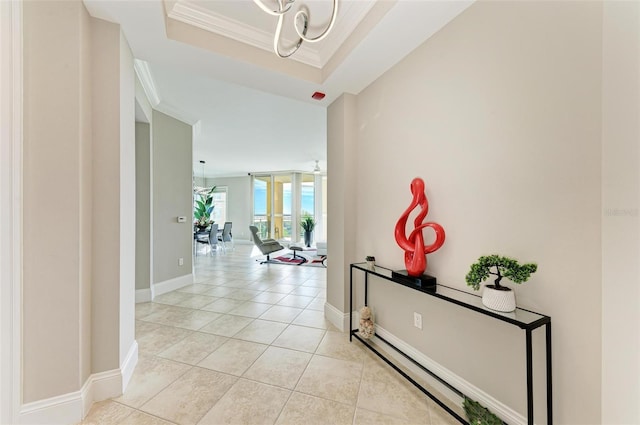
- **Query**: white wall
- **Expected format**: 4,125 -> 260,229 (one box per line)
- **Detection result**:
601,2 -> 640,423
329,1 -> 605,422
118,30 -> 136,378
207,176 -> 252,241
1,1 -> 22,422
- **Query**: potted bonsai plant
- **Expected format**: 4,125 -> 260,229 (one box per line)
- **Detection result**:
300,214 -> 315,247
465,254 -> 537,312
194,186 -> 216,230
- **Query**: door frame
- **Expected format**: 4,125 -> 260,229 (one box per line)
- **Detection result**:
1,1 -> 23,423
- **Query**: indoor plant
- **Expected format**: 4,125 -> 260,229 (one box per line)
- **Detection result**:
465,254 -> 537,312
300,214 -> 315,247
194,186 -> 216,230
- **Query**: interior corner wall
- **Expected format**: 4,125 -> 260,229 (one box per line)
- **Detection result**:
91,16 -> 135,375
136,122 -> 152,291
326,94 -> 357,319
118,31 -> 136,369
22,0 -> 90,402
208,176 -> 252,241
152,111 -> 193,284
342,1 -> 603,422
601,1 -> 640,423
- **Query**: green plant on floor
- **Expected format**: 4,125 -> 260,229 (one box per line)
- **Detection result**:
463,397 -> 504,425
194,186 -> 216,228
465,254 -> 537,291
300,213 -> 316,233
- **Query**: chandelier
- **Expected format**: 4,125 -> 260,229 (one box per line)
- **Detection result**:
252,0 -> 339,58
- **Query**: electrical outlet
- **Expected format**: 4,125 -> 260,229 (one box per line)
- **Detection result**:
413,312 -> 422,329
178,257 -> 184,266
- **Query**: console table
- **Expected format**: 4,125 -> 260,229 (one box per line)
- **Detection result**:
349,263 -> 552,425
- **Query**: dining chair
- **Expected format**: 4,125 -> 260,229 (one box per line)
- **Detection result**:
195,223 -> 218,256
218,222 -> 233,251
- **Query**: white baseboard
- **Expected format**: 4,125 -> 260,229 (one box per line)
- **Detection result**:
19,390 -> 84,425
232,239 -> 252,245
80,369 -> 121,418
324,302 -> 349,332
371,323 -> 527,425
18,343 -> 139,425
120,341 -> 138,392
135,288 -> 152,303
153,273 -> 193,297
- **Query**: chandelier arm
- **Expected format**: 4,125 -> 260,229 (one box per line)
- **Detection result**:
252,0 -> 293,16
293,0 -> 338,43
273,10 -> 307,58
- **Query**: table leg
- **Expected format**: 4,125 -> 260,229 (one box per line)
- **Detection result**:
526,329 -> 534,425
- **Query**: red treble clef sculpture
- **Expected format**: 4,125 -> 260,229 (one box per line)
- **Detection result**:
394,178 -> 445,277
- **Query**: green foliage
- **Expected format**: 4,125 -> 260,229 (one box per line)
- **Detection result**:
466,254 -> 537,290
300,214 -> 316,232
194,186 -> 216,226
463,398 -> 504,425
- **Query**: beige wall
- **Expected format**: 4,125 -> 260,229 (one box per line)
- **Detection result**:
136,122 -> 152,291
90,17 -> 133,375
326,94 -> 357,318
329,1 -> 604,422
23,0 -> 91,402
118,31 -> 136,369
152,111 -> 193,283
23,0 -> 136,405
601,1 -> 640,423
90,16 -> 117,374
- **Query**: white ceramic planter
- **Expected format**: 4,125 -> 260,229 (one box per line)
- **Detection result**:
482,286 -> 516,312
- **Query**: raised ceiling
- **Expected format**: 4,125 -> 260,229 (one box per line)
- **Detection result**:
83,0 -> 473,177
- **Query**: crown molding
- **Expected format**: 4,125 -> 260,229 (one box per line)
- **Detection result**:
313,0 -> 377,64
133,59 -> 161,107
156,102 -> 199,126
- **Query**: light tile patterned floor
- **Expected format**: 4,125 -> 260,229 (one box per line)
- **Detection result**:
80,245 -> 460,425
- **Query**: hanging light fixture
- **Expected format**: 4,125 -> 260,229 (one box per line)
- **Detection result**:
313,160 -> 321,174
252,0 -> 339,58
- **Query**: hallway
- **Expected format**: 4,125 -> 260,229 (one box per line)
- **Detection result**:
79,245 -> 458,425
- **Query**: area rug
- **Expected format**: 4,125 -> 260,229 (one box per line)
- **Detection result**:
267,251 -> 327,267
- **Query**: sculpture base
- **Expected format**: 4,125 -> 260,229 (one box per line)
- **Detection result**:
391,270 -> 437,293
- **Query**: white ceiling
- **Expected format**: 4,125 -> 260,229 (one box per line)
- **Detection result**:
83,0 -> 473,178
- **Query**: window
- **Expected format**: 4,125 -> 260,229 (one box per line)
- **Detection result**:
252,173 -> 323,243
211,187 -> 227,225
194,185 -> 227,226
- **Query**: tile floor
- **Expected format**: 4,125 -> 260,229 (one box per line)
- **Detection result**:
80,245 -> 459,425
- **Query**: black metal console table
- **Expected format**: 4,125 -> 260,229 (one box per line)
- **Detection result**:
349,263 -> 552,425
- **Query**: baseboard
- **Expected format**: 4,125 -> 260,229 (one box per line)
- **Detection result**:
19,390 -> 84,425
120,341 -> 138,392
80,369 -> 121,418
232,239 -> 252,245
324,302 -> 349,332
18,343 -> 139,425
371,323 -> 527,425
153,273 -> 193,297
135,288 -> 152,303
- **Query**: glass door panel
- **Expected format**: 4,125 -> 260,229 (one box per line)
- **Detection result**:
273,174 -> 292,242
253,176 -> 271,239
